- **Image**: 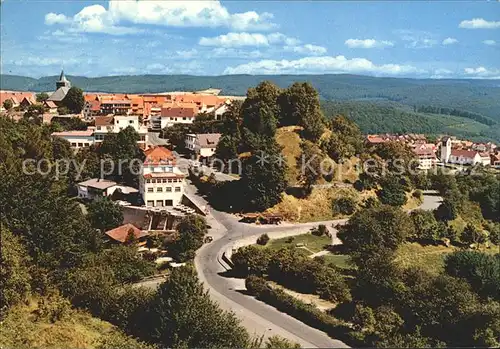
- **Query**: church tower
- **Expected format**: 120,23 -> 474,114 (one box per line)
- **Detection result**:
440,136 -> 452,163
56,70 -> 71,89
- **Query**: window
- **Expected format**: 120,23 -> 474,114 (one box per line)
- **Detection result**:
129,120 -> 133,124
162,179 -> 167,183
183,117 -> 187,120
146,179 -> 151,183
151,179 -> 156,183
147,188 -> 153,193
78,143 -> 83,147
175,187 -> 181,192
166,187 -> 172,192
97,126 -> 101,130
165,199 -> 173,206
168,179 -> 173,183
156,200 -> 163,207
71,143 -> 77,147
147,200 -> 154,207
157,187 -> 163,192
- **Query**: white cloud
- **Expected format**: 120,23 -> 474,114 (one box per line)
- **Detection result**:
45,1 -> 276,36
209,48 -> 263,59
11,57 -> 81,67
442,37 -> 458,45
345,39 -> 394,49
464,66 -> 500,78
176,49 -> 198,59
459,18 -> 500,29
199,33 -> 270,47
45,13 -> 70,25
284,44 -> 327,55
397,30 -> 437,48
223,55 -> 423,76
483,39 -> 496,45
199,32 -> 301,48
431,69 -> 454,79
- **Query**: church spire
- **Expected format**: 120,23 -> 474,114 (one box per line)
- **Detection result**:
56,69 -> 71,89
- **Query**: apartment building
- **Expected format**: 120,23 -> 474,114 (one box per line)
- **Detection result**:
51,129 -> 95,149
139,147 -> 186,207
100,99 -> 132,115
93,115 -> 148,149
185,133 -> 221,158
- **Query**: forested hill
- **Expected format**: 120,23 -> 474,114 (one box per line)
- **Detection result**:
2,73 -> 499,120
321,101 -> 500,142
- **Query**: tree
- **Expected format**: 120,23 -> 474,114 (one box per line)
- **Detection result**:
372,141 -> 418,175
139,266 -> 250,348
51,136 -> 73,160
377,176 -> 408,207
169,214 -> 207,262
460,223 -> 488,245
296,140 -> 323,193
241,81 -> 281,138
332,197 -> 357,215
96,332 -> 157,349
36,92 -> 49,102
3,99 -> 13,111
325,115 -> 364,162
0,228 -> 32,310
280,82 -> 325,142
338,205 -> 414,262
264,336 -> 300,349
240,140 -> 288,211
62,87 -> 85,113
23,103 -> 45,122
409,209 -> 444,242
87,197 -> 123,232
57,106 -> 70,115
444,250 -> 500,301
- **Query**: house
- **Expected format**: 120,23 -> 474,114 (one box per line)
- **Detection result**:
185,133 -> 222,158
100,99 -> 132,115
47,70 -> 71,106
51,129 -> 95,149
490,153 -> 500,168
83,100 -> 101,119
43,100 -> 58,114
93,115 -> 148,149
76,178 -> 120,200
19,96 -> 36,109
105,223 -> 148,244
1,91 -> 37,112
139,146 -> 186,208
448,149 -> 485,166
152,104 -> 198,129
413,148 -> 437,170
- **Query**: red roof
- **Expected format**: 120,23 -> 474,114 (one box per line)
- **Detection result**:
144,146 -> 176,165
95,116 -> 114,126
161,105 -> 197,118
44,100 -> 58,108
451,149 -> 479,158
105,223 -> 148,243
89,100 -> 101,111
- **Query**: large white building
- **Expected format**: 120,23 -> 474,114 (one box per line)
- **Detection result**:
185,133 -> 221,158
94,115 -> 148,149
139,147 -> 186,207
440,136 -> 490,166
51,129 -> 95,149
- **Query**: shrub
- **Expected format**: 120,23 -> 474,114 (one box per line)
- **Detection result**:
332,197 -> 357,215
311,224 -> 328,236
257,233 -> 270,246
412,189 -> 423,200
285,236 -> 295,243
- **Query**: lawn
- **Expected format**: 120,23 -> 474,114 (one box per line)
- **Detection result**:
265,233 -> 332,254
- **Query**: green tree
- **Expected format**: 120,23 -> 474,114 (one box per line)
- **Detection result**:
23,103 -> 45,122
377,176 -> 408,207
444,250 -> 500,301
332,196 -> 357,215
240,140 -> 288,211
460,223 -> 488,245
36,92 -> 49,103
169,214 -> 207,262
409,209 -> 444,242
280,82 -> 325,141
325,115 -> 364,162
87,198 -> 123,232
0,228 -> 32,310
96,332 -> 158,349
62,87 -> 85,113
338,205 -> 414,262
57,106 -> 70,115
140,266 -> 250,348
264,336 -> 300,348
296,140 -> 323,193
3,99 -> 13,111
51,136 -> 73,160
161,123 -> 193,150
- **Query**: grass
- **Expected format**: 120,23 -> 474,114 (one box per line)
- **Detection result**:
276,126 -> 302,185
321,254 -> 352,269
265,233 -> 332,254
394,242 -> 454,275
0,296 -> 138,349
267,186 -> 375,222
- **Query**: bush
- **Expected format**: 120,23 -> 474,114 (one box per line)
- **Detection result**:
285,236 -> 295,243
412,189 -> 423,200
311,224 -> 328,236
332,197 -> 357,215
257,233 -> 270,246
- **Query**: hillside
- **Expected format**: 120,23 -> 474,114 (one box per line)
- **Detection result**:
2,73 -> 499,120
321,100 -> 500,142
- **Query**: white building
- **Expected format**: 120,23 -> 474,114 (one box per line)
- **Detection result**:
413,148 -> 437,170
51,129 -> 95,149
448,149 -> 489,166
94,115 -> 148,149
440,136 -> 452,163
77,178 -> 139,200
185,133 -> 221,158
139,147 -> 186,207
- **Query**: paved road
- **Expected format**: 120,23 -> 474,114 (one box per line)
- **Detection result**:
148,131 -> 168,146
141,180 -> 442,348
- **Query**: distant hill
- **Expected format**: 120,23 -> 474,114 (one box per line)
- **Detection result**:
1,73 -> 499,120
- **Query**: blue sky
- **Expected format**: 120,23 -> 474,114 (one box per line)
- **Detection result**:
1,0 -> 499,78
